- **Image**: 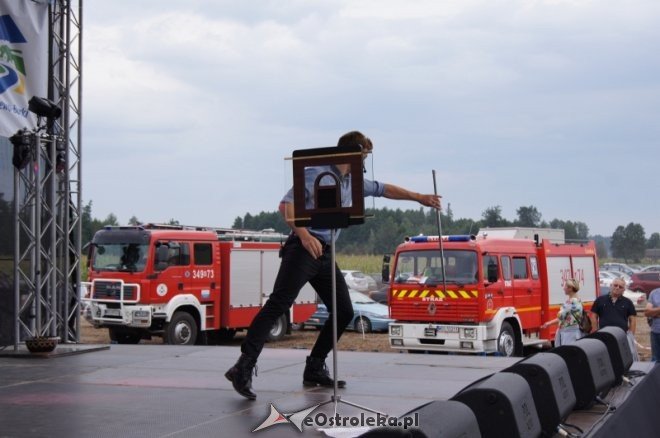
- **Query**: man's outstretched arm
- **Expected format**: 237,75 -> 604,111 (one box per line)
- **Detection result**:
383,183 -> 441,209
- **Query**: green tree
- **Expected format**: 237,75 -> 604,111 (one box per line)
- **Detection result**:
647,232 -> 660,249
611,226 -> 626,259
128,216 -> 140,226
481,206 -> 508,227
515,205 -> 542,227
549,219 -> 589,241
595,240 -> 608,260
611,223 -> 646,262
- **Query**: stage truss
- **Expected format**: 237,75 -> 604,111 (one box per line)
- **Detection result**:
11,0 -> 83,348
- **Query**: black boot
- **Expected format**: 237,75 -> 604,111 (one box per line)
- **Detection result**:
303,356 -> 346,388
225,354 -> 258,400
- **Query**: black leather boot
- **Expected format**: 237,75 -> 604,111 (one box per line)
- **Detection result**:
303,356 -> 346,388
225,354 -> 258,400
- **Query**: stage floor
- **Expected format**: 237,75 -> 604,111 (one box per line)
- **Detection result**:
0,344 -> 654,437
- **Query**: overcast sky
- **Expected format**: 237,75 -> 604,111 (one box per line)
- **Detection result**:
82,0 -> 660,237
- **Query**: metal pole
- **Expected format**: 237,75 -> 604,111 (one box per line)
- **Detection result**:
330,228 -> 339,415
432,170 -> 448,293
13,169 -> 21,351
34,134 -> 42,337
49,135 -> 58,337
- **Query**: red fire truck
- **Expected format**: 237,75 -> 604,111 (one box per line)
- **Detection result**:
82,224 -> 317,345
386,234 -> 599,356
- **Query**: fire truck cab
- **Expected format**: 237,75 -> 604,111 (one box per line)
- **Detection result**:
386,234 -> 599,356
82,224 -> 317,345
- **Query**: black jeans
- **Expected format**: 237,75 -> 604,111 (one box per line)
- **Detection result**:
241,235 -> 353,361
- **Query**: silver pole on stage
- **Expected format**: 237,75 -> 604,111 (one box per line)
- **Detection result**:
320,228 -> 387,419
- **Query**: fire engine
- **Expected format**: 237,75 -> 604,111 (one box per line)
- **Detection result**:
386,233 -> 599,356
82,224 -> 317,345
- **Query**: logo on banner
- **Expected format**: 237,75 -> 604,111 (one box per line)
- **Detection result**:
0,15 -> 27,97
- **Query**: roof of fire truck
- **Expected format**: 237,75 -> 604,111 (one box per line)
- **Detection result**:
397,234 -> 591,254
96,223 -> 287,243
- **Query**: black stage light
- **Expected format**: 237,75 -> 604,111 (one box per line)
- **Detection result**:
585,326 -> 633,386
28,96 -> 62,119
10,128 -> 32,170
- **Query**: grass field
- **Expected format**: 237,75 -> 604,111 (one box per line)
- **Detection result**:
336,254 -> 384,277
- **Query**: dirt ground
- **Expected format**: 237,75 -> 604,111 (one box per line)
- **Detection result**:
80,315 -> 652,359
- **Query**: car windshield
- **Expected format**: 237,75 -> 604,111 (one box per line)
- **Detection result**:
92,243 -> 149,272
394,249 -> 478,286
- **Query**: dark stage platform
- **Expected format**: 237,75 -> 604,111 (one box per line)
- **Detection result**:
0,344 -> 656,437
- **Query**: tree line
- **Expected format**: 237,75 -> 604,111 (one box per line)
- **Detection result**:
78,201 -> 659,262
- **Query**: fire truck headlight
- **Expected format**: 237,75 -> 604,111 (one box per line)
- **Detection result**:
461,327 -> 477,340
389,325 -> 402,337
133,310 -> 150,318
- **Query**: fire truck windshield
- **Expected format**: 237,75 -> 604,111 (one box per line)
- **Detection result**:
394,250 -> 478,286
92,243 -> 149,272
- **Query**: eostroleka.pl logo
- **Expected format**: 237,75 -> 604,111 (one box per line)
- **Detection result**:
252,403 -> 419,433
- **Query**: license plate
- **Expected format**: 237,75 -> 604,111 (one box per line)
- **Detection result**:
104,308 -> 121,317
437,325 -> 459,333
424,327 -> 437,337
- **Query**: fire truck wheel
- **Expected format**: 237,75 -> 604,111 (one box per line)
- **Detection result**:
267,314 -> 287,342
108,327 -> 142,344
497,321 -> 517,357
164,312 -> 198,345
354,317 -> 372,333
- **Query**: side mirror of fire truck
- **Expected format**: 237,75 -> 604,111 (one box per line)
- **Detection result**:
382,254 -> 391,283
155,243 -> 169,271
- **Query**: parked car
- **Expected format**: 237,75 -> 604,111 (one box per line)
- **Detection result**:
601,270 -> 631,287
599,285 -> 648,312
367,284 -> 390,305
629,272 -> 660,296
303,290 -> 393,332
599,271 -> 617,287
342,270 -> 377,293
640,265 -> 660,273
600,263 -> 636,276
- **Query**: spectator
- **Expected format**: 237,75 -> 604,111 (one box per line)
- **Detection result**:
541,278 -> 583,346
590,278 -> 638,360
644,287 -> 660,362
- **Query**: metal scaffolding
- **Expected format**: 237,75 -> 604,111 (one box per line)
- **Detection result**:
12,0 -> 83,348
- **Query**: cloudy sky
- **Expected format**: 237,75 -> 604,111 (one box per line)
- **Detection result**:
82,0 -> 660,237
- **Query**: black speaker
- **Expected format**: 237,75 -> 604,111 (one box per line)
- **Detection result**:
585,326 -> 633,386
358,400 -> 481,438
551,338 -> 615,409
451,373 -> 541,438
503,353 -> 576,436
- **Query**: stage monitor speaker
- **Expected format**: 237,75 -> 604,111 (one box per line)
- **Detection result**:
585,326 -> 633,386
358,400 -> 481,438
451,373 -> 541,438
503,353 -> 576,436
551,338 -> 615,409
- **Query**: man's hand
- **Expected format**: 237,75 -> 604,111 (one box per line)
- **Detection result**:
418,194 -> 441,209
299,233 -> 323,259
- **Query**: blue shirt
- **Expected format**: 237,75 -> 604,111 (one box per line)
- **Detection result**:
649,288 -> 660,334
281,165 -> 385,242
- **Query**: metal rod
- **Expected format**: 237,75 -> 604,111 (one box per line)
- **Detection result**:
330,228 -> 339,413
13,169 -> 20,350
34,135 -> 42,336
432,170 -> 448,293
